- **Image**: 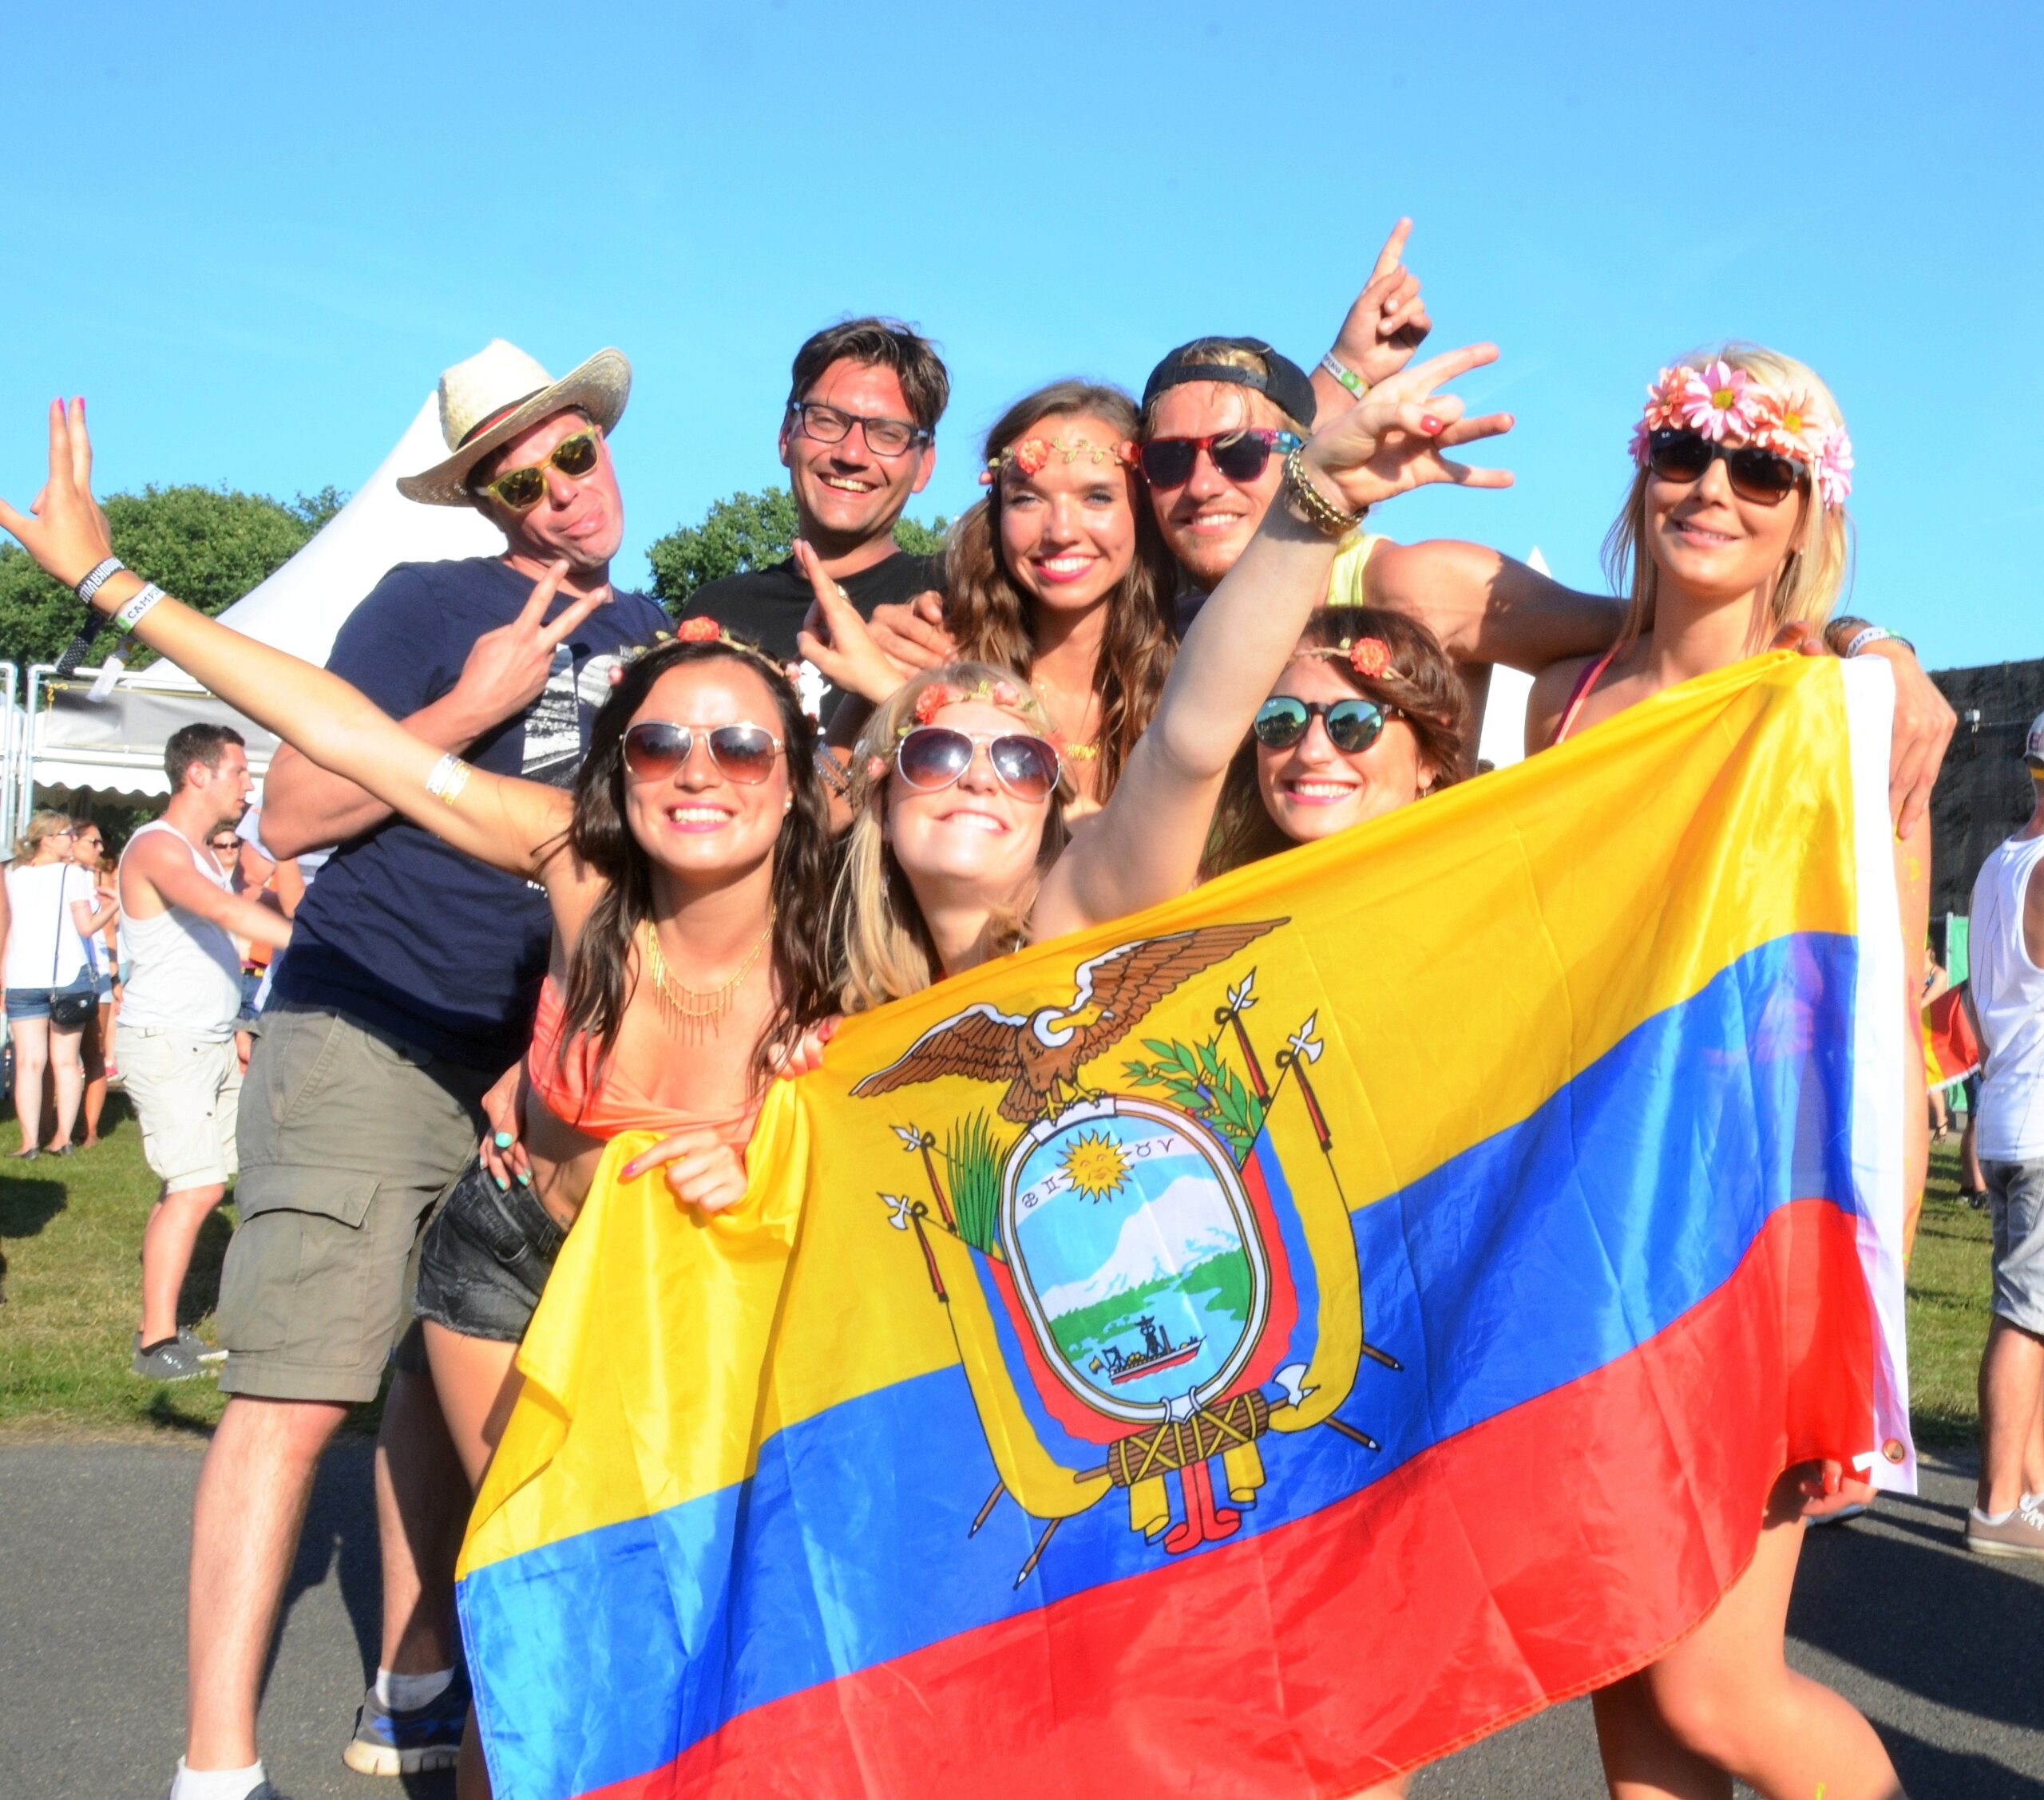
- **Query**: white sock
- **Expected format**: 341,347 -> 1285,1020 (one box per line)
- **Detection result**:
1973,1504 -> 2016,1525
169,1757 -> 266,1800
375,1665 -> 454,1711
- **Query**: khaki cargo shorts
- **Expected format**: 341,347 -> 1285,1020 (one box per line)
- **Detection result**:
117,1024 -> 242,1192
215,1006 -> 493,1404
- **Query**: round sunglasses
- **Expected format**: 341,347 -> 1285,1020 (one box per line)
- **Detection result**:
893,726 -> 1062,803
622,720 -> 784,785
1140,429 -> 1303,489
1253,695 -> 1402,754
1646,427 -> 1805,504
472,430 -> 603,511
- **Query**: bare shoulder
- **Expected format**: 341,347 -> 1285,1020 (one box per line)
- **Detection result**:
1523,656 -> 1591,756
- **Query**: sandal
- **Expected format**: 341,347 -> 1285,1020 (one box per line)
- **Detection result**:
9,1147 -> 39,1161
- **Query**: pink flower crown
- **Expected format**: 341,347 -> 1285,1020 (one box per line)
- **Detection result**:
860,678 -> 1044,789
1633,359 -> 1854,507
1302,636 -> 1397,682
627,616 -> 784,676
980,434 -> 1140,485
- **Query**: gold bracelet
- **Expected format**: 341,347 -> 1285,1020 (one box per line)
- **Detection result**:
1282,447 -> 1366,539
425,752 -> 473,806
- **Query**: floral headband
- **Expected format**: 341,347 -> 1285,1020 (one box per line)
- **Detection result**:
1301,636 -> 1397,682
1633,359 -> 1854,508
860,678 -> 1047,786
980,434 -> 1140,485
624,616 -> 786,678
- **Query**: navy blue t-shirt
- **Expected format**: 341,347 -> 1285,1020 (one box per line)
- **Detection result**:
270,557 -> 670,1070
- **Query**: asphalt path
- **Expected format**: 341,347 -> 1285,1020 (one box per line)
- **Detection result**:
0,1442 -> 2037,1798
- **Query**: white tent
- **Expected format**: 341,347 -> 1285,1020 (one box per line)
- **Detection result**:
1472,547 -> 1551,769
22,397 -> 502,803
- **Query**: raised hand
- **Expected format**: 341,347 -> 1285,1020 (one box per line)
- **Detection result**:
867,590 -> 956,676
1298,342 -> 1514,514
1325,220 -> 1433,391
791,538 -> 910,705
0,399 -> 117,590
448,560 -> 612,725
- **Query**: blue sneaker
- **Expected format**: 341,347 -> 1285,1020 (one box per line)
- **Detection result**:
342,1667 -> 469,1776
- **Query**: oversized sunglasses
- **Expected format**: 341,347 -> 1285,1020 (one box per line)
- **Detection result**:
621,720 -> 784,785
1646,428 -> 1804,504
1140,429 -> 1304,489
1252,695 -> 1401,754
473,430 -> 603,510
893,726 -> 1062,803
788,400 -> 930,459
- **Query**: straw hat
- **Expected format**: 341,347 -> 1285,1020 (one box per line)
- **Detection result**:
397,339 -> 632,507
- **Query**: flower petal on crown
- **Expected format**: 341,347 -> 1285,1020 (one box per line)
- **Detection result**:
679,616 -> 720,643
1349,637 -> 1392,678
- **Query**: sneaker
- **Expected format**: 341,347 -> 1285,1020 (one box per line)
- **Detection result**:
134,1327 -> 228,1365
343,1667 -> 469,1776
1965,1495 -> 2044,1560
131,1336 -> 207,1383
158,1774 -> 293,1799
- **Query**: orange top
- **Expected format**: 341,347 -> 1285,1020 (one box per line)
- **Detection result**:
525,975 -> 751,1142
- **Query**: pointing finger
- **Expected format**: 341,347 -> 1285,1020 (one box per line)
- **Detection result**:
1369,216 -> 1412,282
69,398 -> 92,492
1432,410 -> 1515,448
1432,455 -> 1515,489
537,585 -> 608,651
517,559 -> 572,630
1406,341 -> 1500,390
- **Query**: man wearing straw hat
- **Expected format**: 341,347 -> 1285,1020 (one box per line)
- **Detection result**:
168,342 -> 670,1800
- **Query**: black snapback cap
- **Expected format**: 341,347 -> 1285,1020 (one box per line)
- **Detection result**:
1140,337 -> 1317,430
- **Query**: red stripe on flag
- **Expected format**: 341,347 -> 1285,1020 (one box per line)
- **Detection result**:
574,1197 -> 1875,1800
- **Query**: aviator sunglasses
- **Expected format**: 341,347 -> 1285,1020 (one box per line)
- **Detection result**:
1646,427 -> 1805,505
472,430 -> 603,510
1139,429 -> 1304,489
622,721 -> 784,785
893,726 -> 1063,803
1253,695 -> 1402,754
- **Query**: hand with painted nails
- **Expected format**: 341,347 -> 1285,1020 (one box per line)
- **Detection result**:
791,538 -> 909,706
767,1013 -> 842,1078
477,1061 -> 531,1191
1297,341 -> 1515,515
620,1124 -> 751,1213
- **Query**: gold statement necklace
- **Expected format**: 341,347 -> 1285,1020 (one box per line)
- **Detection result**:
641,914 -> 774,1039
1031,679 -> 1101,762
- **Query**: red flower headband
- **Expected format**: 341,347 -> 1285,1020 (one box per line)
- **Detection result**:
980,434 -> 1139,485
1301,636 -> 1396,681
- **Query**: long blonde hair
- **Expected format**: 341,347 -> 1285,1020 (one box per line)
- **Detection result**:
832,663 -> 1072,1011
1602,342 -> 1853,647
14,809 -> 73,863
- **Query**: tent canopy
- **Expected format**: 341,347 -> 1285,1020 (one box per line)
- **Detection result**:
29,397 -> 503,799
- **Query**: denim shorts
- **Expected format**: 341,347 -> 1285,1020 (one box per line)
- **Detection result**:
414,1157 -> 568,1343
6,977 -> 93,1023
1985,1159 -> 2044,1335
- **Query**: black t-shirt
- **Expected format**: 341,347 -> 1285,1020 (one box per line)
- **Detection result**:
270,558 -> 671,1070
681,550 -> 941,721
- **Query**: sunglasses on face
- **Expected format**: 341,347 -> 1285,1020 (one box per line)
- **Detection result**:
621,721 -> 784,785
1252,695 -> 1401,754
893,726 -> 1062,803
1139,429 -> 1304,489
472,430 -> 603,511
788,401 -> 929,459
1646,428 -> 1805,504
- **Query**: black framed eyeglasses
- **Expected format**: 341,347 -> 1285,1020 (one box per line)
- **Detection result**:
1140,429 -> 1303,489
788,401 -> 930,459
472,430 -> 603,511
1252,696 -> 1401,754
1645,428 -> 1805,505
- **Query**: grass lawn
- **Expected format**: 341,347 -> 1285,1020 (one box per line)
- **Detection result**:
0,1102 -> 2002,1444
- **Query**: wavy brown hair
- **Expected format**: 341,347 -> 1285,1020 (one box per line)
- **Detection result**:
557,639 -> 838,1092
1202,607 -> 1469,879
942,381 -> 1178,801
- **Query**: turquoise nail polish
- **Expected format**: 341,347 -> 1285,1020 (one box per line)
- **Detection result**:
493,1172 -> 509,1191
493,1131 -> 514,1149
517,1170 -> 532,1186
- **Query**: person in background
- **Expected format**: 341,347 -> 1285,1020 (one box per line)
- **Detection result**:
119,726 -> 294,1383
68,820 -> 116,1146
681,317 -> 949,718
1961,708 -> 2044,1561
2,810 -> 114,1158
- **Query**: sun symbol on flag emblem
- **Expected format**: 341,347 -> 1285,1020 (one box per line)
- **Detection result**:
1060,1129 -> 1129,1201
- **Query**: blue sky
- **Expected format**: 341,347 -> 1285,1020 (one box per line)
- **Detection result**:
3,2 -> 2037,668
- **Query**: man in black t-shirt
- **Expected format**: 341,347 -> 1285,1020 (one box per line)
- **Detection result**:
680,317 -> 949,716
173,341 -> 667,1800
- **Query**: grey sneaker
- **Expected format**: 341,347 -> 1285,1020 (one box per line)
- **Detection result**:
134,1327 -> 227,1365
132,1336 -> 207,1382
1965,1496 -> 2044,1560
158,1775 -> 292,1799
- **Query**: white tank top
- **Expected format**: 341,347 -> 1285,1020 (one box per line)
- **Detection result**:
1969,830 -> 2044,1162
117,821 -> 245,1040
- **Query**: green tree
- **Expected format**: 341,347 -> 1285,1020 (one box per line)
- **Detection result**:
646,488 -> 953,610
0,484 -> 343,671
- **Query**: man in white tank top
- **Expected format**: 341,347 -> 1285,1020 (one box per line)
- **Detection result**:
118,725 -> 292,1383
1963,709 -> 2044,1559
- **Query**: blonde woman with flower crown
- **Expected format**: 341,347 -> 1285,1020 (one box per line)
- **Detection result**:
1521,346 -> 1927,1800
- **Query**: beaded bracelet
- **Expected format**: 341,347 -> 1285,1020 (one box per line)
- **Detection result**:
1281,448 -> 1366,539
112,582 -> 164,635
74,557 -> 125,607
1319,350 -> 1367,397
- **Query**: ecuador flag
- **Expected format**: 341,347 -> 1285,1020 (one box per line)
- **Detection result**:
458,653 -> 1913,1799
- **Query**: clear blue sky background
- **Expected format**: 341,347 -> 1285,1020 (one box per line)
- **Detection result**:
3,2 -> 2037,668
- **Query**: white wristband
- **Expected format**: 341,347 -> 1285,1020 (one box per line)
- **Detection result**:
425,752 -> 473,806
1319,350 -> 1367,397
112,582 -> 163,635
1843,626 -> 1894,659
